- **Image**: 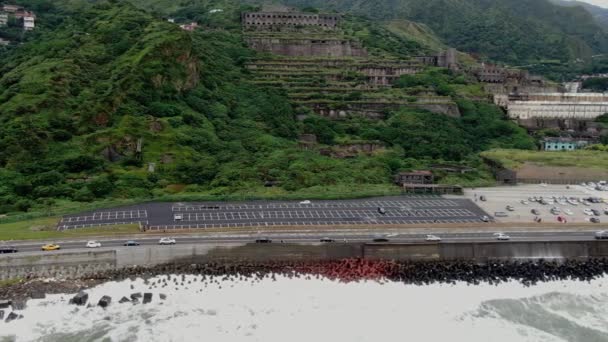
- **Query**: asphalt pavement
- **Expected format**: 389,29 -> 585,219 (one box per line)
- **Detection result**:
57,196 -> 491,230
4,230 -> 602,253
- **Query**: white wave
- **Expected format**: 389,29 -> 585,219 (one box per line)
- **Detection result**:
1,275 -> 608,342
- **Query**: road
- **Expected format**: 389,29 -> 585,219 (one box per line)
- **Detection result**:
57,196 -> 491,230
5,230 -> 602,253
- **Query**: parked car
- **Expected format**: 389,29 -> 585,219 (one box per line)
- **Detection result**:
86,241 -> 101,248
173,214 -> 183,221
591,217 -> 601,224
372,235 -> 389,243
481,215 -> 490,222
255,238 -> 272,243
506,205 -> 515,211
595,231 -> 608,239
495,233 -> 510,241
159,237 -> 176,245
494,212 -> 508,217
531,209 -> 540,215
0,246 -> 18,254
563,209 -> 573,216
479,196 -> 487,201
299,200 -> 311,205
592,209 -> 601,216
425,235 -> 442,242
123,240 -> 140,247
584,209 -> 595,216
520,200 -> 529,205
41,243 -> 60,251
377,207 -> 386,215
320,237 -> 335,243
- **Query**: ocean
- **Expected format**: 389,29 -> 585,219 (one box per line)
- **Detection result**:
1,275 -> 608,342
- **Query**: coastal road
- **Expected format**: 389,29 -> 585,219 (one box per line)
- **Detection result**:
4,230 -> 603,253
57,196 -> 491,230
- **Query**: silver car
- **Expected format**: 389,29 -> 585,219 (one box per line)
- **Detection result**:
595,231 -> 608,239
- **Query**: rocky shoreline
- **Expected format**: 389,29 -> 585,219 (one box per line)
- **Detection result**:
1,258 -> 608,314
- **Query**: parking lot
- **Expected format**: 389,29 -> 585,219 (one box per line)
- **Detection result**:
460,184 -> 608,224
57,196 -> 489,230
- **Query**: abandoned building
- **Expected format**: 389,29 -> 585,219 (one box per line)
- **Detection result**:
415,48 -> 458,71
498,93 -> 608,130
241,12 -> 340,31
0,4 -> 35,30
394,171 -> 434,186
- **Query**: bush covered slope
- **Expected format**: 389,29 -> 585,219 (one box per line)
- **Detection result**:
0,0 -> 534,215
281,0 -> 608,66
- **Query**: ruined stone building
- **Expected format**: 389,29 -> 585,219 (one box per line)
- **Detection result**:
415,48 -> 458,71
242,12 -> 340,31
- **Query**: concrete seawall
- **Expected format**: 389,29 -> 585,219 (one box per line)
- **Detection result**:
0,250 -> 116,280
1,241 -> 608,280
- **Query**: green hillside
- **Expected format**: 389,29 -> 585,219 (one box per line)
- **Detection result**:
0,0 -> 535,216
280,0 -> 608,67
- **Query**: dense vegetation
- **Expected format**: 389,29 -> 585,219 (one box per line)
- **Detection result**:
582,77 -> 608,92
281,0 -> 608,78
0,0 -> 537,216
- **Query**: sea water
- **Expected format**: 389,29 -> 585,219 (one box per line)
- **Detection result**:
1,275 -> 608,342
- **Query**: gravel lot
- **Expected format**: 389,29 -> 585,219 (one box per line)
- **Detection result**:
456,184 -> 608,224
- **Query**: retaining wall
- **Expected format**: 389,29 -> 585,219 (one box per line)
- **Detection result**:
2,241 -> 608,279
0,250 -> 116,280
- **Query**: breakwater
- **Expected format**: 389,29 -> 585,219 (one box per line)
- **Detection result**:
1,240 -> 608,281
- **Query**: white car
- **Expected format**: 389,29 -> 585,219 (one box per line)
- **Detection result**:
425,235 -> 442,242
495,233 -> 510,241
520,200 -> 529,205
582,201 -> 591,206
173,214 -> 183,221
563,209 -> 573,216
584,209 -> 594,216
86,241 -> 101,248
159,237 -> 176,245
299,200 -> 311,205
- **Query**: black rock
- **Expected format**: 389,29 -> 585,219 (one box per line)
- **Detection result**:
97,296 -> 112,308
159,294 -> 167,300
5,312 -> 18,323
29,290 -> 46,300
71,292 -> 89,306
0,300 -> 10,309
119,297 -> 130,304
143,293 -> 152,304
130,292 -> 142,300
11,299 -> 26,311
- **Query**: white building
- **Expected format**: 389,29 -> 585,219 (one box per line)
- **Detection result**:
0,13 -> 8,26
23,15 -> 35,30
507,93 -> 608,120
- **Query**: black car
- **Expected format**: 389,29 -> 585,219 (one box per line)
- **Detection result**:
123,241 -> 140,246
479,195 -> 487,201
0,246 -> 18,254
591,217 -> 601,224
320,237 -> 335,243
372,236 -> 389,243
255,238 -> 272,243
531,209 -> 540,215
592,209 -> 601,216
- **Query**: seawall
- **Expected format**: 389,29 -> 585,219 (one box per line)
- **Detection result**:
1,241 -> 608,280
